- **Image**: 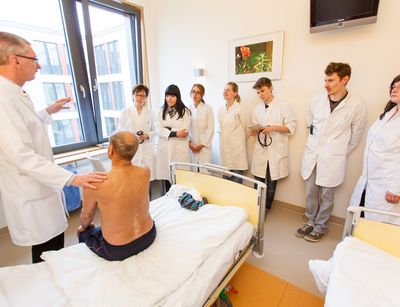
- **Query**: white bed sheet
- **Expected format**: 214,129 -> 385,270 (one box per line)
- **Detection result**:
309,237 -> 400,307
161,221 -> 253,306
0,194 -> 254,307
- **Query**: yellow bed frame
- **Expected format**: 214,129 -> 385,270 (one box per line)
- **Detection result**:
169,162 -> 267,306
343,206 -> 400,257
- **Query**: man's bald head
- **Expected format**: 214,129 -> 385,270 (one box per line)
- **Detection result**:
109,130 -> 138,161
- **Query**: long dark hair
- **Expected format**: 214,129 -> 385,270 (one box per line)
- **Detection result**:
380,74 -> 400,120
162,84 -> 190,120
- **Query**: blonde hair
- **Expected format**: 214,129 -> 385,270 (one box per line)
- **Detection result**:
226,82 -> 241,102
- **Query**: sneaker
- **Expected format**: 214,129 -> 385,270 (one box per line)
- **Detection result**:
295,224 -> 313,238
304,230 -> 326,242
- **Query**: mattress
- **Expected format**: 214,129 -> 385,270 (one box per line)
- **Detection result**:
0,193 -> 254,307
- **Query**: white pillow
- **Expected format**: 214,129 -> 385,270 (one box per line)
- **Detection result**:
166,184 -> 202,201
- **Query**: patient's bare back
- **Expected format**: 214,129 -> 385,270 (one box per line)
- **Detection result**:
94,165 -> 153,245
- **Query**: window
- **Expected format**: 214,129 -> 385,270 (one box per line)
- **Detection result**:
104,117 -> 118,136
33,41 -> 63,75
95,40 -> 121,75
52,119 -> 84,146
0,0 -> 142,153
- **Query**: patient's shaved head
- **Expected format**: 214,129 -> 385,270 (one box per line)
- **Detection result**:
109,130 -> 138,161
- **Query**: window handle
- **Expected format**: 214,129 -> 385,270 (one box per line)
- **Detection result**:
79,84 -> 86,99
92,78 -> 98,92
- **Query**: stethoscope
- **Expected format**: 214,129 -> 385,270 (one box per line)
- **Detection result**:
257,130 -> 272,148
258,103 -> 272,148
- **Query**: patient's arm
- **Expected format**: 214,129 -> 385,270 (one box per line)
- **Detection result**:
78,188 -> 98,234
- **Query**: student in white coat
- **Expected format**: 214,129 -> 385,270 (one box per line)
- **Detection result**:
250,78 -> 296,210
350,74 -> 400,225
0,32 -> 106,263
189,84 -> 214,167
218,82 -> 249,184
118,84 -> 156,181
296,62 -> 367,242
155,84 -> 191,192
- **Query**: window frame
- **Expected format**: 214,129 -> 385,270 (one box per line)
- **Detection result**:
53,0 -> 142,154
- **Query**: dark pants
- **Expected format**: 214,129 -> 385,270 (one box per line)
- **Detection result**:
31,232 -> 64,263
254,163 -> 278,210
79,223 -> 156,261
359,189 -> 366,218
159,180 -> 171,196
223,169 -> 244,184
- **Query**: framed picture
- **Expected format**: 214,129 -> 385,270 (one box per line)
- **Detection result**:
228,31 -> 284,82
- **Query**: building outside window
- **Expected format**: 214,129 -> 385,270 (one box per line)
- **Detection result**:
0,0 -> 142,153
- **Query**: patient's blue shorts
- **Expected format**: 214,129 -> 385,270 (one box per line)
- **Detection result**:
78,222 -> 156,261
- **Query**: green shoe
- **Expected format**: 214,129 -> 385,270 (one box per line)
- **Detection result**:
304,230 -> 326,242
295,223 -> 313,238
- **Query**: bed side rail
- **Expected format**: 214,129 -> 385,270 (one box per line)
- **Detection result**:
343,206 -> 400,239
344,206 -> 400,257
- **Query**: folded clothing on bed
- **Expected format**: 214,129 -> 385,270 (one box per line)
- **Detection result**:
178,192 -> 205,211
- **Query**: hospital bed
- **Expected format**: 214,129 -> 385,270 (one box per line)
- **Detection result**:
0,162 -> 266,307
309,206 -> 400,307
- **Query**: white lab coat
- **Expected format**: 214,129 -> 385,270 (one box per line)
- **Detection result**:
155,108 -> 191,180
301,91 -> 367,187
251,98 -> 297,180
189,102 -> 214,165
119,105 -> 156,180
350,107 -> 400,224
0,76 -> 70,246
218,102 -> 248,170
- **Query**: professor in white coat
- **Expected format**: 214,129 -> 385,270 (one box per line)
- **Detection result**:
297,62 -> 367,242
350,74 -> 400,225
250,78 -> 296,210
0,32 -> 106,263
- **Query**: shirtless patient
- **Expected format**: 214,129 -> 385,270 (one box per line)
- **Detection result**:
77,130 -> 156,261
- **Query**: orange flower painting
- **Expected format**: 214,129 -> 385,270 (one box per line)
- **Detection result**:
235,41 -> 273,75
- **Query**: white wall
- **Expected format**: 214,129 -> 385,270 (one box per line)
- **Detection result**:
131,0 -> 398,218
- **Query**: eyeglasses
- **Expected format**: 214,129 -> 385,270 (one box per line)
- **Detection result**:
390,83 -> 400,91
133,94 -> 147,98
191,90 -> 202,95
16,54 -> 39,63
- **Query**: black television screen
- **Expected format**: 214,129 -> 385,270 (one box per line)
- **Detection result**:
310,0 -> 380,33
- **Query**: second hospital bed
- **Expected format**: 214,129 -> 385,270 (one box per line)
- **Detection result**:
0,162 -> 267,307
309,206 -> 400,307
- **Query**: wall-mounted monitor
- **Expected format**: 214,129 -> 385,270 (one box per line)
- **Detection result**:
310,0 -> 380,33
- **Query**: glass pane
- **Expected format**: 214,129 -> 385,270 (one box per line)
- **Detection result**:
0,0 -> 85,147
77,2 -> 137,139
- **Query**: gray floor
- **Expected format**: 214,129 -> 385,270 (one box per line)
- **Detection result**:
0,199 -> 341,297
